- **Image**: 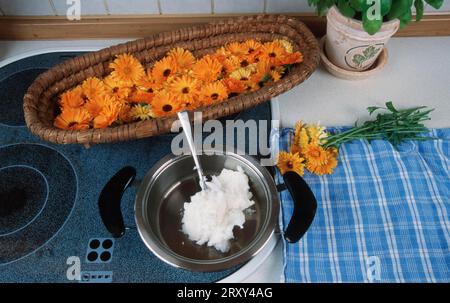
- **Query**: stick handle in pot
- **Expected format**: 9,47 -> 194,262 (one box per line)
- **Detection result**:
98,166 -> 136,238
282,172 -> 317,243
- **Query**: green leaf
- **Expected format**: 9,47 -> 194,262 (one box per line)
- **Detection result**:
387,0 -> 412,20
414,0 -> 424,21
425,0 -> 444,9
349,0 -> 365,11
385,101 -> 398,113
367,106 -> 381,115
381,0 -> 392,16
338,0 -> 356,18
363,10 -> 383,35
399,8 -> 413,28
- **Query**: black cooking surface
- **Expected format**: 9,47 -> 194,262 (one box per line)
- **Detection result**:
0,68 -> 48,127
0,52 -> 272,282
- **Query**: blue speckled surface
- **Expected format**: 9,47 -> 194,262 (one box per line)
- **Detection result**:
0,52 -> 272,282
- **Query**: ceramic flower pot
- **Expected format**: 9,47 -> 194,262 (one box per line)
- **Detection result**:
325,5 -> 399,71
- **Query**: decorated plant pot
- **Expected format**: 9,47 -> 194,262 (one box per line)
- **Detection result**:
325,5 -> 399,71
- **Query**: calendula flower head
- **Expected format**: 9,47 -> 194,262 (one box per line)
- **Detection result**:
243,39 -> 262,55
307,123 -> 328,145
200,81 -> 228,106
81,77 -> 107,101
103,75 -> 131,100
151,56 -> 178,84
168,47 -> 196,71
276,151 -> 305,176
168,75 -> 199,107
225,42 -> 247,57
130,104 -> 152,121
229,68 -> 252,81
150,90 -> 182,118
60,86 -> 85,109
93,100 -> 122,129
274,39 -> 293,53
109,53 -> 145,87
192,55 -> 223,83
291,121 -> 309,154
54,107 -> 91,130
305,146 -> 338,175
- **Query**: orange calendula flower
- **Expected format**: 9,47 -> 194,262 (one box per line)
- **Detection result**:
151,56 -> 178,84
200,81 -> 228,106
118,104 -> 134,123
259,41 -> 288,65
109,53 -> 145,86
128,90 -> 154,104
192,55 -> 222,83
221,56 -> 241,75
291,121 -> 309,154
225,42 -> 247,57
84,95 -> 116,117
54,107 -> 91,130
93,101 -> 122,129
221,78 -> 247,94
103,75 -> 131,100
150,90 -> 182,118
60,86 -> 85,109
307,147 -> 338,175
215,46 -> 231,57
81,77 -> 107,101
169,75 -> 199,108
276,151 -> 305,176
168,47 -> 196,71
303,144 -> 329,173
243,39 -> 262,55
279,52 -> 303,65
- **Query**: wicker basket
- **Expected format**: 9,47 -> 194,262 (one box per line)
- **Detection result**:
23,15 -> 320,145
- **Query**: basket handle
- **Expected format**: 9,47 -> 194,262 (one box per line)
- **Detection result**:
98,166 -> 136,238
281,171 -> 317,243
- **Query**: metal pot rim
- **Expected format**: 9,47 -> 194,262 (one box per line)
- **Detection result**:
134,149 -> 280,272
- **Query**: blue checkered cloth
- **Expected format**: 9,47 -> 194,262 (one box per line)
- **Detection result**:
277,128 -> 450,283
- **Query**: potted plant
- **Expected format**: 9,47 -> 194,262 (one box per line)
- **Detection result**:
308,0 -> 445,71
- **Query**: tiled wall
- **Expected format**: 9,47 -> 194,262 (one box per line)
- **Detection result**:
0,0 -> 449,16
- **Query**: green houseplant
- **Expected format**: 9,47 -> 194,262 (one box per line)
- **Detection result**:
308,0 -> 445,71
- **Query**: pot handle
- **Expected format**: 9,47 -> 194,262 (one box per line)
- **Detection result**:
98,166 -> 136,238
282,171 -> 317,243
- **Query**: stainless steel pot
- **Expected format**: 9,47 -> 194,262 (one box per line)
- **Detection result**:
98,150 -> 316,272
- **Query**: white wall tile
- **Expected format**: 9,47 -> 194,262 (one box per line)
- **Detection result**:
159,0 -> 212,14
52,0 -> 107,16
266,0 -> 314,13
0,0 -> 55,16
214,0 -> 264,13
106,0 -> 159,14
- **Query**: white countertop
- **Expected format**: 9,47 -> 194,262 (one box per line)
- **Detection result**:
1,36 -> 449,283
277,36 -> 450,129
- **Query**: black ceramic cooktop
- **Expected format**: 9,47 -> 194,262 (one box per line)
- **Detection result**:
0,52 -> 272,282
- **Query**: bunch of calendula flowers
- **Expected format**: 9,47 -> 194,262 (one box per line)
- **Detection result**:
277,122 -> 338,176
277,102 -> 434,177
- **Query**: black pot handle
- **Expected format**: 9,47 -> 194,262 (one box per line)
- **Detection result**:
282,171 -> 317,243
98,166 -> 136,238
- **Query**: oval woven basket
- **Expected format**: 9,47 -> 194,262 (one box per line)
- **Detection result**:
24,15 -> 320,145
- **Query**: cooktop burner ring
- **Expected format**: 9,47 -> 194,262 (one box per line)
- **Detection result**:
0,164 -> 49,237
0,143 -> 78,266
0,68 -> 48,128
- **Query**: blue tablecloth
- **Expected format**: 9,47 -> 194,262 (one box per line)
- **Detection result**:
277,128 -> 450,283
